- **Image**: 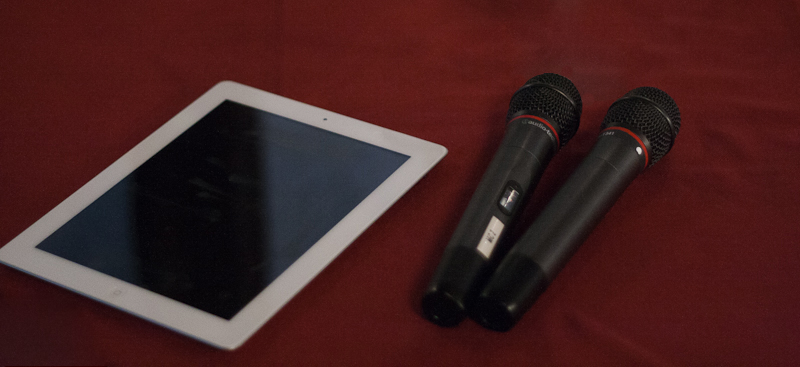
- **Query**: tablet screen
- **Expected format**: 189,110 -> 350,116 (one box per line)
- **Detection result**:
35,100 -> 410,320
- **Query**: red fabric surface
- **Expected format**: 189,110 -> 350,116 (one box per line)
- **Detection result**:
1,1 -> 799,365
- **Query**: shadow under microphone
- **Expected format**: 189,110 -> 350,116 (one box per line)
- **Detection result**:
422,73 -> 582,327
470,87 -> 682,332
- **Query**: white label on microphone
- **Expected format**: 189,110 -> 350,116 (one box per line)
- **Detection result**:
476,216 -> 505,259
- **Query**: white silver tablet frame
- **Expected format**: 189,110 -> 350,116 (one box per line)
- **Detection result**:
0,81 -> 447,350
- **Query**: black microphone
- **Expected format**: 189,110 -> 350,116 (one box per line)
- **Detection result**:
471,87 -> 681,331
422,74 -> 582,327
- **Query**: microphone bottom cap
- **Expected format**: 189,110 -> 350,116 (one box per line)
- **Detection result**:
469,253 -> 550,331
470,297 -> 516,332
422,245 -> 490,327
421,290 -> 466,327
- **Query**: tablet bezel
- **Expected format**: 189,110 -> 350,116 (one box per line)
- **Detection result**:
0,81 -> 447,350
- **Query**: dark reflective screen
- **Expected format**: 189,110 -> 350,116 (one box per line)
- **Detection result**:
36,100 -> 410,319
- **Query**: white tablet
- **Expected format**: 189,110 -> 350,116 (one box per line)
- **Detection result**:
0,81 -> 447,350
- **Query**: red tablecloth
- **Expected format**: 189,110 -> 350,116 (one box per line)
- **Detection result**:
2,1 -> 799,365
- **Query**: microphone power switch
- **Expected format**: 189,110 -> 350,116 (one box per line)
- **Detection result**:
498,185 -> 521,215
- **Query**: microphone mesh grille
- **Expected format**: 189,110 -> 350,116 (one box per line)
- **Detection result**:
507,73 -> 582,147
627,87 -> 681,134
601,87 -> 681,166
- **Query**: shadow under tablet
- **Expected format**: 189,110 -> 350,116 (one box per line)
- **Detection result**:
36,100 -> 410,320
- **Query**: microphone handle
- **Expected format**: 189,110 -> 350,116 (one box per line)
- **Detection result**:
473,128 -> 647,331
422,116 -> 557,326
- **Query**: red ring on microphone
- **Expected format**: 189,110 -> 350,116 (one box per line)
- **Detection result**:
601,126 -> 649,168
509,115 -> 560,147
